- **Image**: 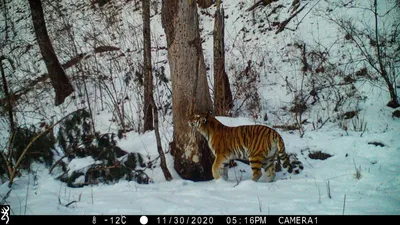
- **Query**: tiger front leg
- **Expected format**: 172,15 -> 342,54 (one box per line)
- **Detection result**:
212,155 -> 228,180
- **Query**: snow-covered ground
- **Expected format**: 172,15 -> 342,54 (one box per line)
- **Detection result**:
3,105 -> 400,215
3,88 -> 400,215
1,0 -> 399,216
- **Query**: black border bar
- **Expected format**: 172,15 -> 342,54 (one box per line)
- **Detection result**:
4,215 -> 398,225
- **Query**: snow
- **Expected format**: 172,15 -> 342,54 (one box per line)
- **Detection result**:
1,0 -> 399,216
66,156 -> 101,177
3,103 -> 399,215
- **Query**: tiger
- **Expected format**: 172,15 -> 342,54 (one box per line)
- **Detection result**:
188,111 -> 303,182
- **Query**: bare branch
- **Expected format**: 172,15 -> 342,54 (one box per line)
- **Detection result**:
0,45 -> 120,105
275,3 -> 308,34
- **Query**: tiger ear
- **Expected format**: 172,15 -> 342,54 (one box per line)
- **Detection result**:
200,117 -> 207,123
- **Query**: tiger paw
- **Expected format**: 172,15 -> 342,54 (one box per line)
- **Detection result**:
212,171 -> 221,180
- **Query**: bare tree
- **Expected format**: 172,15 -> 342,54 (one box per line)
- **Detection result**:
151,96 -> 173,181
162,0 -> 214,181
28,0 -> 74,106
0,57 -> 15,134
325,0 -> 399,108
213,6 -> 233,116
142,0 -> 154,132
370,0 -> 399,108
143,0 -> 171,181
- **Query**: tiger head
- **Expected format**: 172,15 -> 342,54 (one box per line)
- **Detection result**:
188,111 -> 212,130
188,112 -> 208,128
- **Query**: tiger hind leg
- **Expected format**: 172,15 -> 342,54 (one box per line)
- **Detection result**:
249,157 -> 263,181
263,158 -> 276,182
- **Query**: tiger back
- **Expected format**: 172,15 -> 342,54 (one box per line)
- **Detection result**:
188,112 -> 303,182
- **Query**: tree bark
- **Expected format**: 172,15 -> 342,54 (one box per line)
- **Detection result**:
162,0 -> 214,181
28,0 -> 74,106
142,0 -> 154,132
213,7 -> 233,116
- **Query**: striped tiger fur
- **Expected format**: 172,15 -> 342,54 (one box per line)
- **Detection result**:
188,112 -> 303,182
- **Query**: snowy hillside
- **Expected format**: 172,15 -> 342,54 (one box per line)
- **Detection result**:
1,0 -> 399,216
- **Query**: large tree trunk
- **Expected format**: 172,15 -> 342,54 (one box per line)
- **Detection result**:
162,0 -> 214,181
213,7 -> 233,116
142,0 -> 154,132
28,0 -> 74,106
